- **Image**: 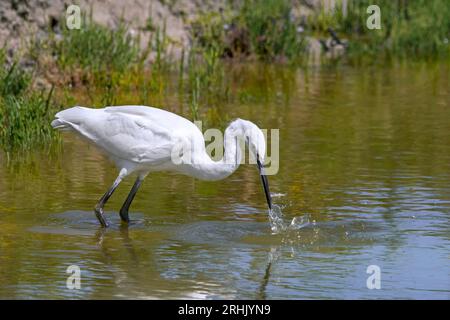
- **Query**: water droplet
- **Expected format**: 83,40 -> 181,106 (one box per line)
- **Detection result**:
268,204 -> 310,234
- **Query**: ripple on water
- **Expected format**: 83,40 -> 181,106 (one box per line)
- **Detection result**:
29,210 -> 148,236
171,215 -> 383,250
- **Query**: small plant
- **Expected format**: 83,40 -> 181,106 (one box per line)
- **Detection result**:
144,16 -> 156,32
189,76 -> 200,120
153,25 -> 170,73
184,45 -> 229,122
191,0 -> 306,62
0,51 -> 31,98
191,12 -> 227,55
0,49 -> 59,152
0,88 -> 57,151
56,18 -> 140,75
239,0 -> 305,60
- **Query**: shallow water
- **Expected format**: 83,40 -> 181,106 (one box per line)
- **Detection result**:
1,63 -> 449,299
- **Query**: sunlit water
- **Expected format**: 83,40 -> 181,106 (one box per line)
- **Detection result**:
1,63 -> 449,299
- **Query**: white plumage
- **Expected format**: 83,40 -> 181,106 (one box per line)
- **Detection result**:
52,105 -> 272,227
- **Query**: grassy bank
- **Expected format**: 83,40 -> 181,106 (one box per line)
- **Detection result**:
192,0 -> 307,62
0,51 -> 57,152
0,0 -> 449,153
193,0 -> 450,62
310,0 -> 450,61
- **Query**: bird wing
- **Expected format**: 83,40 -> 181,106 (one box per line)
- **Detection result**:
97,110 -> 180,164
54,105 -> 203,165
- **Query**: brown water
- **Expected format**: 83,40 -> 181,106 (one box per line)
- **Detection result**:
0,63 -> 449,299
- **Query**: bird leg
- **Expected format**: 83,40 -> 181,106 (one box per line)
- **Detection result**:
119,176 -> 143,223
94,174 -> 123,228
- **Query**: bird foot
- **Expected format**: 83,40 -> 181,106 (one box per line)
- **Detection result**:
119,209 -> 130,223
94,206 -> 109,228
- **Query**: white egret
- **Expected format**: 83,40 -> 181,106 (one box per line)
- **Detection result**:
51,105 -> 272,227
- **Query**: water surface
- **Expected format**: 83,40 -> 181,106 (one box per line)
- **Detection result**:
0,63 -> 449,299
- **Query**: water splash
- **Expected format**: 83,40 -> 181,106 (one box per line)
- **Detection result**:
268,204 -> 310,234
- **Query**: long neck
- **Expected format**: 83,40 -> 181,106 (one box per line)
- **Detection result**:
184,127 -> 242,181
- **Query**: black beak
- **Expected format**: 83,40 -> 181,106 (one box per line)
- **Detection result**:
257,156 -> 272,210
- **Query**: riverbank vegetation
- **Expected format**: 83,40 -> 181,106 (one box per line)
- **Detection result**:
311,0 -> 450,61
0,0 -> 449,153
0,50 -> 57,152
191,0 -> 307,62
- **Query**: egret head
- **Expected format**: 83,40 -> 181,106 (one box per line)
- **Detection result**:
228,119 -> 272,210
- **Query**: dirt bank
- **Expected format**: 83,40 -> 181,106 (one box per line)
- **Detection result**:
1,1 -> 231,58
1,0 -> 336,61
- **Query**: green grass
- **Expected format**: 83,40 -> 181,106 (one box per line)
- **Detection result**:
53,17 -> 152,108
191,0 -> 307,62
238,0 -> 306,61
308,0 -> 450,60
2,1 -> 450,153
56,19 -> 140,74
185,46 -> 229,122
0,51 -> 31,97
0,50 -> 58,152
0,91 -> 56,151
191,0 -> 449,62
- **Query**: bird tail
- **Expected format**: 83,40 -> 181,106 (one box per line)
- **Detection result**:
51,106 -> 91,131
